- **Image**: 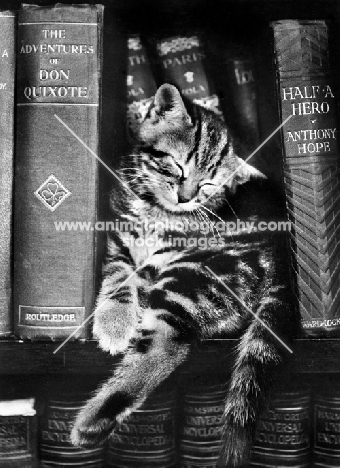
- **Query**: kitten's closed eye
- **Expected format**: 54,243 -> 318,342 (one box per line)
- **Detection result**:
147,148 -> 187,181
199,181 -> 217,195
143,146 -> 169,158
176,162 -> 188,181
199,181 -> 217,188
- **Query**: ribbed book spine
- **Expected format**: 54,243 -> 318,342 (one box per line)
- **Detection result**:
271,20 -> 340,336
314,389 -> 340,467
178,384 -> 224,468
0,398 -> 38,468
0,11 -> 16,337
250,389 -> 311,467
126,35 -> 157,138
222,58 -> 261,166
155,35 -> 222,116
107,388 -> 176,467
40,392 -> 104,467
13,4 -> 103,340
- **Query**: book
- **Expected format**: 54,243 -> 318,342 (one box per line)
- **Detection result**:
314,384 -> 340,467
250,387 -> 311,467
178,381 -> 224,468
0,11 -> 16,337
13,4 -> 103,340
126,35 -> 157,138
221,56 -> 261,167
154,35 -> 222,116
271,20 -> 340,336
40,382 -> 105,467
0,398 -> 38,468
107,386 -> 176,467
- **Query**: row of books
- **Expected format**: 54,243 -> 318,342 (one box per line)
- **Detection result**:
1,377 -> 339,467
0,4 -> 263,342
0,3 -> 340,341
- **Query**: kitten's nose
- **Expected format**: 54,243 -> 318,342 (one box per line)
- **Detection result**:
178,193 -> 191,204
177,183 -> 195,204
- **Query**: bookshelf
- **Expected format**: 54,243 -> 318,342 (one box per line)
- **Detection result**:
0,0 -> 339,373
1,1 -> 340,467
0,339 -> 339,375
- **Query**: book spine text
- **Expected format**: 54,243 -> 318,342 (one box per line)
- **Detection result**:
14,4 -> 103,340
0,11 -> 16,337
156,35 -> 222,116
250,389 -> 311,467
126,35 -> 157,138
271,20 -> 340,336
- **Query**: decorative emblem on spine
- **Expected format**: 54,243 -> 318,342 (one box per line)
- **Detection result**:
193,94 -> 223,118
184,71 -> 194,83
127,75 -> 134,86
34,174 -> 71,212
128,37 -> 142,51
273,21 -> 329,73
157,36 -> 200,56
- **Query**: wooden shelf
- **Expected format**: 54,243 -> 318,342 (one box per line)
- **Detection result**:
0,339 -> 339,375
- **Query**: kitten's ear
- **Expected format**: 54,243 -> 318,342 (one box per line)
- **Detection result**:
148,84 -> 191,124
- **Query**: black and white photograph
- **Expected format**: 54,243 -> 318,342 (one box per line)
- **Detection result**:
0,0 -> 339,466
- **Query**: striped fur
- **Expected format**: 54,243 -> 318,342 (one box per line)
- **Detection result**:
71,84 -> 298,467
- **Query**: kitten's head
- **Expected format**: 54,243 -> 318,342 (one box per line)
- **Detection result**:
126,84 -> 263,214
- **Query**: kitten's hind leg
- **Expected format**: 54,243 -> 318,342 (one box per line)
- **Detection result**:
71,308 -> 190,447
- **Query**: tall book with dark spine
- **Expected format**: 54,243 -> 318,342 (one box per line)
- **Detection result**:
314,385 -> 340,467
155,35 -> 222,116
0,398 -> 38,468
0,11 -> 16,337
40,385 -> 105,467
126,35 -> 157,138
221,57 -> 261,168
107,387 -> 176,467
13,4 -> 103,340
250,388 -> 311,467
271,20 -> 340,336
178,382 -> 224,468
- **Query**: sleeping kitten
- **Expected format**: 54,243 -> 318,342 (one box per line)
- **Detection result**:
71,84 -> 297,467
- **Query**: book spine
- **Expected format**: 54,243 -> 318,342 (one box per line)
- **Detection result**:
314,390 -> 340,467
0,11 -> 16,337
271,20 -> 340,336
0,398 -> 38,468
222,58 -> 261,166
107,388 -> 176,467
178,384 -> 224,468
126,35 -> 157,138
155,35 -> 222,116
13,4 -> 103,340
250,389 -> 311,467
40,393 -> 104,467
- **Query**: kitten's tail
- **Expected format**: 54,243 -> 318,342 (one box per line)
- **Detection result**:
218,324 -> 290,467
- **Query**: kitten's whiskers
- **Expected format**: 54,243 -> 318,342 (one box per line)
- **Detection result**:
197,207 -> 219,238
201,205 -> 235,241
200,206 -> 223,239
194,208 -> 208,239
224,199 -> 238,219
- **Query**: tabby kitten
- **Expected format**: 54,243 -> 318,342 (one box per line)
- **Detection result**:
71,84 -> 297,467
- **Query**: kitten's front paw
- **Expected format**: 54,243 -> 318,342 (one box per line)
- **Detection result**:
93,300 -> 140,355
